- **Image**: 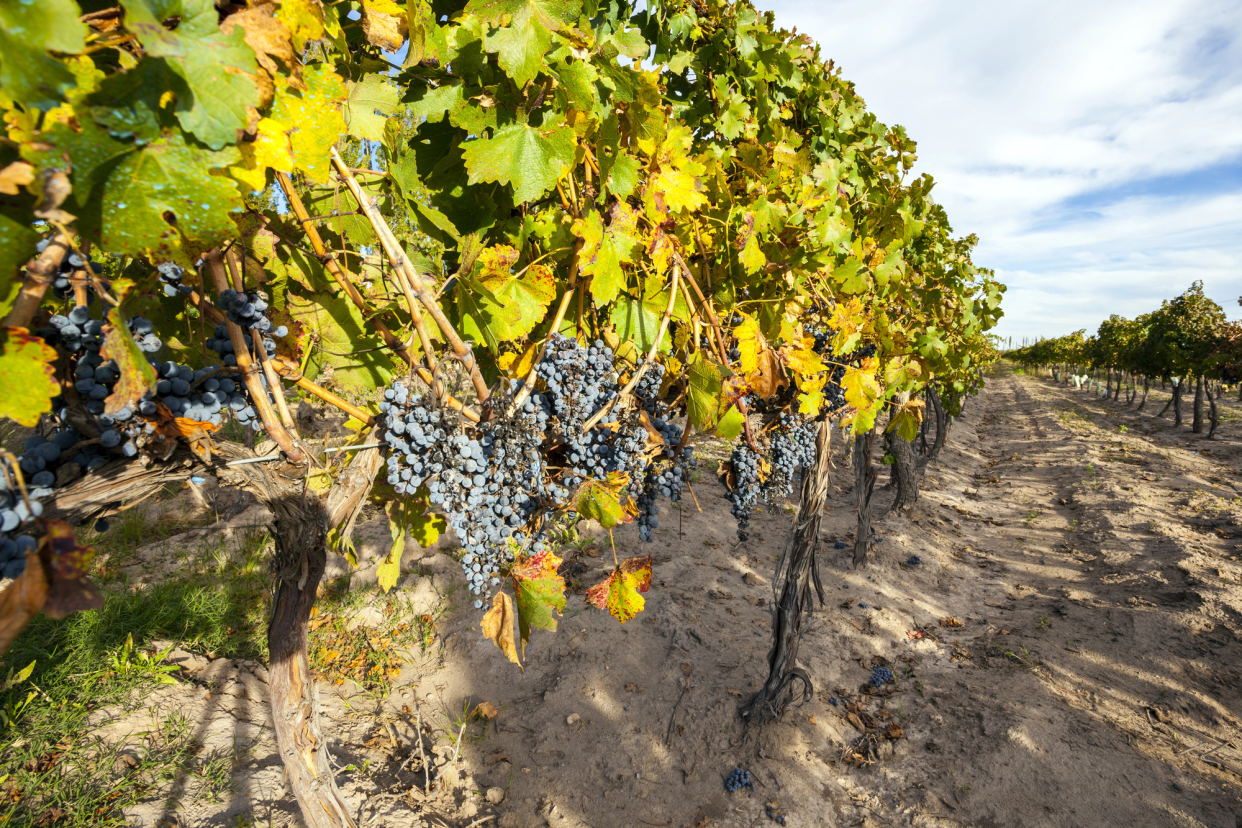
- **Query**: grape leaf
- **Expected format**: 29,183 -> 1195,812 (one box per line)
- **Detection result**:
734,312 -> 763,375
361,0 -> 408,50
220,4 -> 295,83
685,352 -> 724,432
585,556 -> 652,624
481,591 -> 522,667
461,120 -> 575,205
459,249 -> 557,345
40,518 -> 103,621
841,360 -> 882,411
485,6 -> 553,88
783,338 -> 827,378
344,75 -> 401,141
88,133 -> 242,263
284,287 -> 396,394
376,531 -> 404,593
464,0 -> 582,29
0,0 -> 87,112
572,473 -> 632,529
0,215 -> 39,313
611,296 -> 665,355
886,401 -> 923,443
0,328 -> 59,427
716,406 -> 745,440
573,203 -> 641,304
100,309 -> 158,416
511,548 -> 566,657
121,0 -> 261,150
276,0 -> 328,50
268,66 -> 348,183
833,256 -> 869,295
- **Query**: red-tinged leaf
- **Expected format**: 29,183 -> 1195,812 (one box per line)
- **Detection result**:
585,556 -> 652,623
37,519 -> 102,621
100,310 -> 157,416
480,591 -> 521,668
511,548 -> 566,657
572,472 -> 632,529
0,327 -> 58,427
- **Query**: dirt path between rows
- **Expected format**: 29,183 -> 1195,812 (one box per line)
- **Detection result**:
111,371 -> 1242,828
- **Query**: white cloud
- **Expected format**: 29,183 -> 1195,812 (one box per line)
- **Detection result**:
765,0 -> 1242,342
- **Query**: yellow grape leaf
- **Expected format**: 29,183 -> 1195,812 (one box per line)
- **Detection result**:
828,296 -> 866,355
0,328 -> 59,427
585,556 -> 652,623
376,532 -> 404,593
481,591 -> 521,668
841,359 -> 882,411
883,355 -> 922,388
783,337 -> 826,378
645,124 -> 706,220
269,66 -> 347,183
574,202 -> 641,304
797,374 -> 826,417
886,401 -> 924,443
361,0 -> 408,50
734,312 -> 762,375
277,0 -> 327,50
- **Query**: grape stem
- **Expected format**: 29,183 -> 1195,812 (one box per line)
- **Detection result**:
580,262 -> 681,433
223,245 -> 301,434
267,357 -> 375,426
204,251 -> 305,463
4,231 -> 72,328
272,175 -> 430,374
673,252 -> 760,452
328,149 -> 491,404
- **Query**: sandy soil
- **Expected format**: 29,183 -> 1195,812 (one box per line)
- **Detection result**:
107,370 -> 1242,828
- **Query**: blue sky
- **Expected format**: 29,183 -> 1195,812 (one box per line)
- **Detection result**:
761,0 -> 1242,344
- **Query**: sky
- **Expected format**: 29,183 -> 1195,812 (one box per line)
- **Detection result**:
762,0 -> 1242,345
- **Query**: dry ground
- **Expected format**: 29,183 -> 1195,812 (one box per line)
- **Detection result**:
32,369 -> 1242,827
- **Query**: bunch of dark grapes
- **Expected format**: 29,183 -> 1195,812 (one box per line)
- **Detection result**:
726,443 -> 762,541
203,306 -> 287,431
379,381 -> 557,607
35,238 -> 106,301
764,413 -> 817,497
633,361 -> 665,410
725,767 -> 753,792
156,261 -> 194,298
535,334 -> 616,432
806,324 -> 879,416
869,665 -> 894,687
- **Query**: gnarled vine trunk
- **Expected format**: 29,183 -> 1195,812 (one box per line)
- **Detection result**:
742,420 -> 831,725
885,392 -> 919,516
1137,376 -> 1150,411
1208,381 -> 1220,439
1192,376 -> 1205,433
852,430 -> 878,568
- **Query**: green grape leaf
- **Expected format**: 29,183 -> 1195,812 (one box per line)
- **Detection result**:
685,352 -> 724,432
464,0 -> 582,30
100,309 -> 158,416
833,256 -> 869,294
716,405 -> 745,441
461,120 -> 575,205
481,591 -> 521,667
611,296 -> 665,355
0,215 -> 39,314
572,473 -> 632,529
343,75 -> 401,141
511,548 -> 566,657
458,248 -> 557,345
89,134 -> 241,263
485,6 -> 553,88
405,80 -> 466,124
121,0 -> 261,150
585,556 -> 652,624
0,0 -> 87,111
886,406 -> 921,443
284,288 -> 396,394
0,329 -> 59,427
